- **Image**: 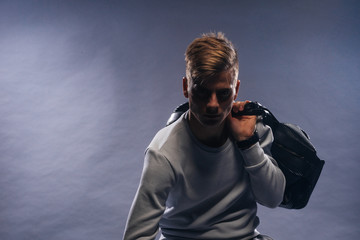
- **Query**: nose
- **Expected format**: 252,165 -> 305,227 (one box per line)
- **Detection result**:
208,92 -> 219,106
206,92 -> 219,114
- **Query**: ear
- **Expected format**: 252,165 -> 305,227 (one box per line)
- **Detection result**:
183,77 -> 189,98
234,80 -> 240,100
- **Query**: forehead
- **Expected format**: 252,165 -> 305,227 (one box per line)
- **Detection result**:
192,71 -> 234,89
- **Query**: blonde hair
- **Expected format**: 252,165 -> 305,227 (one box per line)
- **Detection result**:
185,32 -> 239,85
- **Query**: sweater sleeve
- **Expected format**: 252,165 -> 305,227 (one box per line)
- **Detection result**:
123,148 -> 176,240
240,121 -> 286,208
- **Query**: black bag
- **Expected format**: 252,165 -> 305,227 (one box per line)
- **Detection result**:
166,102 -> 325,209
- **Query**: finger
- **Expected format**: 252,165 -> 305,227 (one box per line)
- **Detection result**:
239,100 -> 253,112
238,101 -> 249,111
239,102 -> 246,111
232,101 -> 241,113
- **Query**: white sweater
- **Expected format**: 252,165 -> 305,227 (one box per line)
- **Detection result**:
123,112 -> 285,240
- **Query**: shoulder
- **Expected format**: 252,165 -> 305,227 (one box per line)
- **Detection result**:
142,114 -> 189,181
148,112 -> 189,153
145,112 -> 194,173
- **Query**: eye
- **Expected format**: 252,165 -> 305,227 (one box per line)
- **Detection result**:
192,86 -> 210,99
216,89 -> 232,101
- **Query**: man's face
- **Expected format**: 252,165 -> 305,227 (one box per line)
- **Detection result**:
184,71 -> 239,128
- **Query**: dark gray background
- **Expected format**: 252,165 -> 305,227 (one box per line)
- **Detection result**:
0,0 -> 359,239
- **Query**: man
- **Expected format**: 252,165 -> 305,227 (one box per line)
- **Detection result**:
123,32 -> 285,240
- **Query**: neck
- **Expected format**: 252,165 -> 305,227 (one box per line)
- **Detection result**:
188,112 -> 228,148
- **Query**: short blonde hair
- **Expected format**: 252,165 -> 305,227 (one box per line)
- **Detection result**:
185,32 -> 239,86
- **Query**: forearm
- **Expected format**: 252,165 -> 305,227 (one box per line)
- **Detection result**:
241,143 -> 285,208
123,149 -> 175,240
123,189 -> 165,240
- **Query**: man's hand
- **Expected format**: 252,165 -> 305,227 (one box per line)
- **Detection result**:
227,101 -> 257,141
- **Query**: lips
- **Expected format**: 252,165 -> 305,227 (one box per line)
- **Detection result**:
201,114 -> 223,126
204,114 -> 221,119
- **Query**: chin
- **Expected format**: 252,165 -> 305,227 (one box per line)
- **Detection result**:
199,117 -> 225,128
